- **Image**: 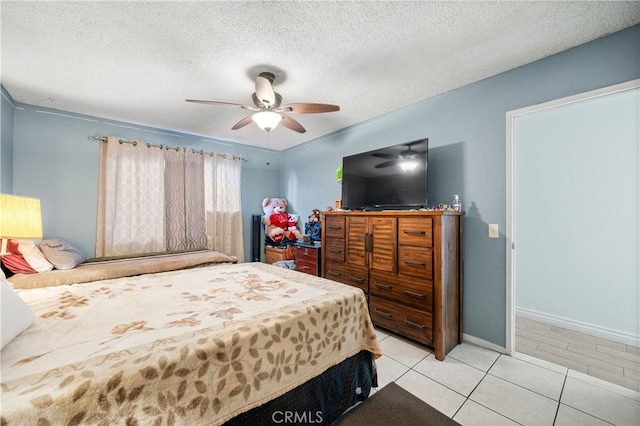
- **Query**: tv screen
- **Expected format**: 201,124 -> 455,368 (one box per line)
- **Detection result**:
341,138 -> 428,210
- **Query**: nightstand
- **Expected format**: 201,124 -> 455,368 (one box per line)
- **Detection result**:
294,243 -> 321,276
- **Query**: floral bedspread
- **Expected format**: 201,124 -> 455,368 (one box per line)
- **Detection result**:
1,262 -> 381,425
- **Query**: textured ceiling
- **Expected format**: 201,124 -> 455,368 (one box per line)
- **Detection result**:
2,1 -> 639,151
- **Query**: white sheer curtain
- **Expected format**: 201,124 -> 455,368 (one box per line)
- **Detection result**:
204,154 -> 244,261
96,137 -> 165,257
96,137 -> 244,260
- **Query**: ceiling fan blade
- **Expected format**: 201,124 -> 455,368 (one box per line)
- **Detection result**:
255,72 -> 276,107
280,115 -> 306,133
231,115 -> 254,130
280,103 -> 340,114
375,160 -> 397,169
186,99 -> 245,108
372,153 -> 397,159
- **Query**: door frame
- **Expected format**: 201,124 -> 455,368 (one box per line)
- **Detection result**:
504,79 -> 639,355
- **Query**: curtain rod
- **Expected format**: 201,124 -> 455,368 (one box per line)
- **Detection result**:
87,135 -> 249,162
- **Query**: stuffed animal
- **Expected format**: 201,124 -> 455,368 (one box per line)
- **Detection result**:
308,209 -> 321,224
262,198 -> 302,245
287,213 -> 302,241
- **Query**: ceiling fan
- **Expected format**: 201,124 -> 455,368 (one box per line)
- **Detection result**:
373,140 -> 426,170
186,72 -> 340,133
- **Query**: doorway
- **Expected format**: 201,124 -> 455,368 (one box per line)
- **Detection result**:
506,80 -> 639,391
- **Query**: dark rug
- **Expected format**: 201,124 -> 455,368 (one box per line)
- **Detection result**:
333,382 -> 461,426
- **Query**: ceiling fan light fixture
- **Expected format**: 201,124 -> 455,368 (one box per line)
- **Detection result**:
252,111 -> 282,132
399,159 -> 419,172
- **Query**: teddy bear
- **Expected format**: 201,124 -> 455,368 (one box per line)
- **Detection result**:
262,198 -> 302,245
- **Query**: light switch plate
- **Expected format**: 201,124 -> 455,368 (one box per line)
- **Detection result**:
489,224 -> 499,238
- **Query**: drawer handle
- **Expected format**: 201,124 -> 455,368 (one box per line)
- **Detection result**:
328,248 -> 342,254
404,319 -> 425,329
402,230 -> 426,235
374,281 -> 392,290
348,276 -> 364,283
403,260 -> 426,267
374,308 -> 392,319
327,270 -> 341,277
328,226 -> 342,230
404,289 -> 426,299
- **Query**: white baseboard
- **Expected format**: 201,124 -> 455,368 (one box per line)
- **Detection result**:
516,307 -> 640,348
462,333 -> 507,354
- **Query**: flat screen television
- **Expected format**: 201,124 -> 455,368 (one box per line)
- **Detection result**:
341,138 -> 428,210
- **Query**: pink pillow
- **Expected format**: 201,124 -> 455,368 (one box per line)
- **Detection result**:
1,241 -> 37,275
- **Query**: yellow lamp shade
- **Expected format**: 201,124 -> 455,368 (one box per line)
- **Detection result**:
0,194 -> 43,239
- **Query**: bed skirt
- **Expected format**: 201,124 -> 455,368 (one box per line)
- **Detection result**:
224,350 -> 377,425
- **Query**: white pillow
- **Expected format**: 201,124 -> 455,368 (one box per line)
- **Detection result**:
1,269 -> 35,350
12,239 -> 54,272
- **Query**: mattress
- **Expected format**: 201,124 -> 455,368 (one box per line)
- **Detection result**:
7,249 -> 238,289
0,262 -> 381,425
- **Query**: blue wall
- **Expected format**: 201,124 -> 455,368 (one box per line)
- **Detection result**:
2,25 -> 638,348
3,102 -> 282,262
281,25 -> 640,347
1,87 -> 15,192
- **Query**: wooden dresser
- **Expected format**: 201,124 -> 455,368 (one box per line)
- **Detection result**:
321,210 -> 463,360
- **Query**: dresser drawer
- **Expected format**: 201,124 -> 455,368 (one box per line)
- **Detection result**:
370,270 -> 433,312
325,239 -> 345,263
370,296 -> 433,345
398,246 -> 433,280
294,245 -> 318,261
323,261 -> 368,294
295,259 -> 318,276
324,215 -> 346,238
398,217 -> 433,248
265,246 -> 286,264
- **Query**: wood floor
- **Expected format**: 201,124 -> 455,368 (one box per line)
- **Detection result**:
515,316 -> 640,392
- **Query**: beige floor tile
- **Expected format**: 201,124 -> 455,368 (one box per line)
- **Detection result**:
377,334 -> 431,368
561,376 -> 640,425
489,355 -> 566,401
454,400 -> 519,425
626,345 -> 640,356
469,374 -> 558,425
567,369 -> 639,401
448,342 -> 501,372
554,404 -> 613,425
517,343 -> 590,374
568,343 -> 640,371
412,352 -> 486,396
597,344 -> 640,363
396,369 -> 466,418
374,354 -> 410,389
542,343 -> 626,376
587,366 -> 640,393
518,327 -> 569,349
513,351 -> 569,375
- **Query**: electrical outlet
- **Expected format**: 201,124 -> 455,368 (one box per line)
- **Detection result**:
489,224 -> 499,238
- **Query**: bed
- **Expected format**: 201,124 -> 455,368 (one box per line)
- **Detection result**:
1,256 -> 381,425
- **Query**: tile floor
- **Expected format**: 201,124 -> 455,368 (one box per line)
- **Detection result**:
515,316 -> 640,392
373,327 -> 640,425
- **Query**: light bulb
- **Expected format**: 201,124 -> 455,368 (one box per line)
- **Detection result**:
252,111 -> 283,132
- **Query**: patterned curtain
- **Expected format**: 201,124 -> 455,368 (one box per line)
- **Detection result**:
204,154 -> 244,261
96,137 -> 166,257
164,148 -> 207,251
96,137 -> 244,260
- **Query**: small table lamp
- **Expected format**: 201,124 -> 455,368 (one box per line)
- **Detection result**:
0,194 -> 43,256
